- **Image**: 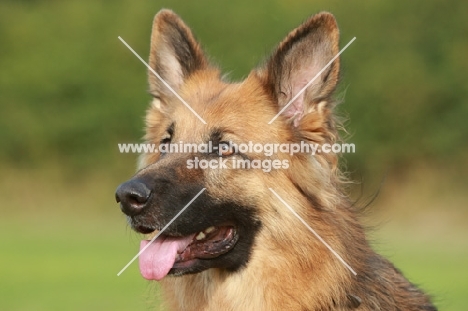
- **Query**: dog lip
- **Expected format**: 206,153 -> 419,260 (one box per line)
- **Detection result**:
135,225 -> 157,234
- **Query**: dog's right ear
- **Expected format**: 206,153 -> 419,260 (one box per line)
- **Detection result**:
148,10 -> 208,107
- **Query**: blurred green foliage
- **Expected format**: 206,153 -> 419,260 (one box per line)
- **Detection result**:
1,0 -> 467,175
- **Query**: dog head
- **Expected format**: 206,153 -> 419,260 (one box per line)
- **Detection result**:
116,9 -> 341,281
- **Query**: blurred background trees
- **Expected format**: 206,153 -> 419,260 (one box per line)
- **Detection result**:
1,0 -> 466,176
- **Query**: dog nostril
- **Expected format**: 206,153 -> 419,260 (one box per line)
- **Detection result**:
127,191 -> 149,206
115,179 -> 152,216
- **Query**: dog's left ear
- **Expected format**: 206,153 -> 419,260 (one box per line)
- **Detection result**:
260,12 -> 340,129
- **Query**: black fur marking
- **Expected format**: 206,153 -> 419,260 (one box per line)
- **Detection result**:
208,128 -> 224,146
126,165 -> 262,275
167,122 -> 175,137
290,178 -> 324,211
164,18 -> 204,77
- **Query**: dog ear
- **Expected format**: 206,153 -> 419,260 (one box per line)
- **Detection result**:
148,10 -> 208,105
261,12 -> 340,128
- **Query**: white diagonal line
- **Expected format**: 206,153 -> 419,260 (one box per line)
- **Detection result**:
268,37 -> 356,124
118,36 -> 207,125
117,188 -> 206,276
268,188 -> 357,276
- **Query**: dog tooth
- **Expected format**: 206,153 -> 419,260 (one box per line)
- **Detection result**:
205,226 -> 215,234
196,232 -> 206,240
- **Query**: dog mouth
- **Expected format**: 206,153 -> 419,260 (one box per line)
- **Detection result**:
139,225 -> 239,280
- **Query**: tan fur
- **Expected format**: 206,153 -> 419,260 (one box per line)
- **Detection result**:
132,9 -> 437,311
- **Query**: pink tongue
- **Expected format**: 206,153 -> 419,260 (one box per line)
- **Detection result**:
139,235 -> 194,281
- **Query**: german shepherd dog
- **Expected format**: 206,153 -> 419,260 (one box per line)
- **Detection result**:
116,9 -> 437,310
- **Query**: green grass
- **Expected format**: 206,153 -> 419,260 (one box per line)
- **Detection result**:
377,229 -> 468,311
0,216 -> 153,311
373,225 -> 468,311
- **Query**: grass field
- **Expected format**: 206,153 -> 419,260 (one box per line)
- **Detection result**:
1,168 -> 467,310
373,225 -> 468,310
0,216 -> 150,311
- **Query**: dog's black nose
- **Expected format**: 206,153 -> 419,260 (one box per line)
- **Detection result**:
115,179 -> 152,216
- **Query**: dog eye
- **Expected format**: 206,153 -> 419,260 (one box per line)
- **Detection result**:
159,133 -> 172,153
218,141 -> 235,157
